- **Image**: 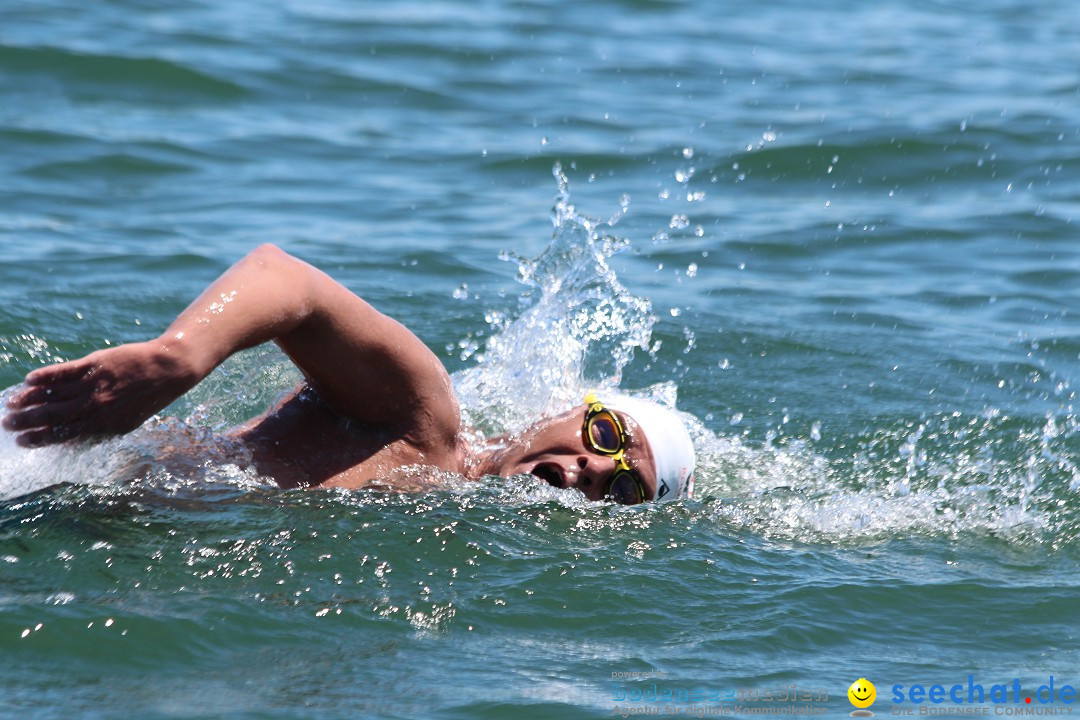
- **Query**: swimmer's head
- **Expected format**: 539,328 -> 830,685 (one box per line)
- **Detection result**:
484,392 -> 696,504
600,393 -> 696,502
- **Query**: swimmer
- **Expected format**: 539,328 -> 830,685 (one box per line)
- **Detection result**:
1,245 -> 694,504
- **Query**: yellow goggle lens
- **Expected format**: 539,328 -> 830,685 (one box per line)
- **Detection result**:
586,413 -> 623,453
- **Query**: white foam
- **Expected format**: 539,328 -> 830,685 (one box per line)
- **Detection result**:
0,386 -> 139,500
0,385 -> 270,502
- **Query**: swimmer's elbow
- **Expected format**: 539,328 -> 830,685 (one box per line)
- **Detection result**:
248,242 -> 294,267
244,243 -> 318,304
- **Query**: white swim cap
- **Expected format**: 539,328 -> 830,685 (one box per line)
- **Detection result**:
605,394 -> 696,502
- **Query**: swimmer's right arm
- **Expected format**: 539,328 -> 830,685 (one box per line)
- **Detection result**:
3,244 -> 460,449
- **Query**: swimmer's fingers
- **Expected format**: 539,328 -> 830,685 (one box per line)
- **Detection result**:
3,397 -> 89,448
22,357 -> 96,387
2,362 -> 96,445
11,424 -> 78,449
6,357 -> 98,410
2,398 -> 86,434
6,380 -> 87,410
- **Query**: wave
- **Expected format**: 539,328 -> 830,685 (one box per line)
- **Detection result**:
22,153 -> 194,180
0,44 -> 248,102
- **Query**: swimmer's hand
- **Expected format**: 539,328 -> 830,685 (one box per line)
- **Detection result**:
2,341 -> 200,447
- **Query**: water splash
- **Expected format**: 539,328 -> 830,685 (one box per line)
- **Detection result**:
0,384 -> 268,502
685,408 -> 1080,547
451,166 -> 1080,547
452,163 -> 654,435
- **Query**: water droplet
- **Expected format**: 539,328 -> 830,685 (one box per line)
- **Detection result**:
686,262 -> 698,278
682,147 -> 694,159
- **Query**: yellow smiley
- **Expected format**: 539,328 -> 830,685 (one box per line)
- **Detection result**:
848,678 -> 876,709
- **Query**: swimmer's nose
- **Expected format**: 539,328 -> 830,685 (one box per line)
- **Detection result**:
569,454 -> 615,496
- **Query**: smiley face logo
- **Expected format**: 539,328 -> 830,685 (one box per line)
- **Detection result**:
848,678 -> 876,712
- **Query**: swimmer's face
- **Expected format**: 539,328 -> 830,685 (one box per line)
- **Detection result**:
489,406 -> 657,503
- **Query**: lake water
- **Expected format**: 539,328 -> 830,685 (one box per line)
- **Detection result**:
2,0 -> 1079,718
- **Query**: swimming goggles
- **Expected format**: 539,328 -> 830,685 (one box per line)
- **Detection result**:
582,392 -> 649,505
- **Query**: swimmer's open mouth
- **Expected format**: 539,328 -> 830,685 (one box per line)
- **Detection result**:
530,462 -> 565,488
